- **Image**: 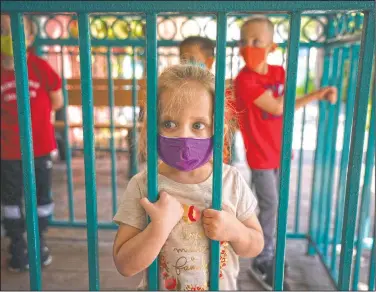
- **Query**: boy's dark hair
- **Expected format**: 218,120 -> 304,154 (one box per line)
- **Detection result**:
179,36 -> 215,58
24,15 -> 37,36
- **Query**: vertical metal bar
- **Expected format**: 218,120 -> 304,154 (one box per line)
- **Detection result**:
145,13 -> 159,291
60,48 -> 75,222
10,12 -> 42,291
295,48 -> 310,233
77,13 -> 100,291
106,48 -> 118,217
307,16 -> 334,256
229,47 -> 237,165
338,11 -> 375,291
323,47 -> 346,258
274,12 -> 301,291
210,12 -> 227,291
230,46 -> 234,80
352,77 -> 375,290
130,46 -> 139,177
369,221 -> 376,291
316,48 -> 337,251
330,43 -> 360,275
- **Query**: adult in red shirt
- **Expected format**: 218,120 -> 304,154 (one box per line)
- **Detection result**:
235,16 -> 337,290
1,14 -> 63,272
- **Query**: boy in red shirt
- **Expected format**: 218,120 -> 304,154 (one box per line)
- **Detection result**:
235,16 -> 337,290
1,14 -> 63,272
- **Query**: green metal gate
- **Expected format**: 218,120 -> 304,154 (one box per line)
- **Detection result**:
1,1 -> 375,291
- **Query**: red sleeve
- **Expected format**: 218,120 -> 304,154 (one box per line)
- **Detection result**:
276,66 -> 286,95
276,66 -> 286,84
235,73 -> 266,108
35,57 -> 62,92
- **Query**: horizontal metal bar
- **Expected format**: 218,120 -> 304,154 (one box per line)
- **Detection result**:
49,221 -> 117,229
35,38 -> 146,47
7,12 -> 334,17
34,38 -> 324,48
71,147 -> 129,153
49,220 -> 308,239
286,233 -> 307,239
326,33 -> 362,48
49,222 -> 372,249
2,1 -> 374,13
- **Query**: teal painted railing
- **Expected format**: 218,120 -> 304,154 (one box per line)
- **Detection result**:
2,1 -> 375,291
210,12 -> 227,291
76,13 -> 100,290
274,11 -> 301,289
9,12 -> 42,290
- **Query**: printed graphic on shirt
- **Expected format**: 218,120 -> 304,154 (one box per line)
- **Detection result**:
261,83 -> 284,120
1,80 -> 41,102
159,203 -> 228,291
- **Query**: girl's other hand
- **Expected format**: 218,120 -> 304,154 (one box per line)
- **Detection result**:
202,205 -> 240,242
140,191 -> 183,234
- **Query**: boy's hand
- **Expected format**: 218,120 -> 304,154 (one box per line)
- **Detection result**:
202,206 -> 240,242
140,191 -> 183,233
317,86 -> 338,104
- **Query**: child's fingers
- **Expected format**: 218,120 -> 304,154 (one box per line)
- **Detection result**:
222,204 -> 231,213
329,95 -> 337,104
203,208 -> 219,218
158,191 -> 172,202
202,215 -> 213,225
139,197 -> 155,215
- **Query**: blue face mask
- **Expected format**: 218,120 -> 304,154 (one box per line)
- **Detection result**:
187,60 -> 207,69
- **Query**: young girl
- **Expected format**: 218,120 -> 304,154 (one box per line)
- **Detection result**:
113,64 -> 264,290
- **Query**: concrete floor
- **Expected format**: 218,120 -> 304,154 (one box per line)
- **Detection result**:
0,152 -> 372,290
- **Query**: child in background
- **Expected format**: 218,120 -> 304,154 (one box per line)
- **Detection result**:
113,64 -> 264,290
1,14 -> 63,271
179,36 -> 237,164
235,16 -> 337,290
179,36 -> 215,69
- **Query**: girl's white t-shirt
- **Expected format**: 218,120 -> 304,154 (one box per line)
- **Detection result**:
113,163 -> 258,291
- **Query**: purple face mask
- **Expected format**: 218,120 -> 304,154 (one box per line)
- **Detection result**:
158,135 -> 213,172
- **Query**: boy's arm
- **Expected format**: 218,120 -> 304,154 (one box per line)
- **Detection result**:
113,222 -> 170,277
37,58 -> 63,110
253,86 -> 338,115
49,89 -> 64,110
253,90 -> 284,115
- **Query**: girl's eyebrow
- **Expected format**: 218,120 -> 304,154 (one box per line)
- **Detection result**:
159,115 -> 175,121
192,116 -> 211,123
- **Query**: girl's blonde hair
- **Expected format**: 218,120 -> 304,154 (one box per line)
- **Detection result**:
138,64 -> 237,163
